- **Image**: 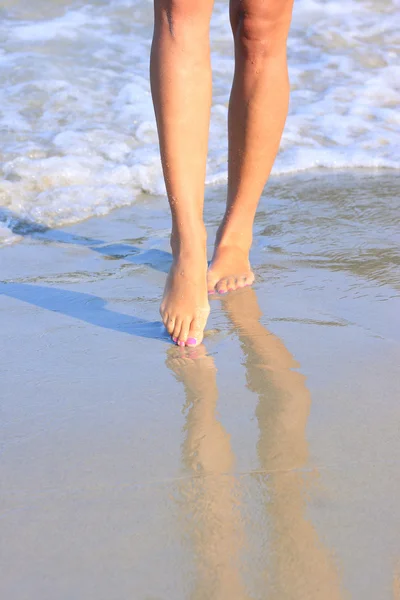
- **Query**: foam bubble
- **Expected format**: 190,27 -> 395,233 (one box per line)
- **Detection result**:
0,0 -> 398,240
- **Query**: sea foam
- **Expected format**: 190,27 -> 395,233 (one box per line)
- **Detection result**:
0,0 -> 398,243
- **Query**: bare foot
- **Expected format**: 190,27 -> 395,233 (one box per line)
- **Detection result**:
160,236 -> 210,347
207,244 -> 255,295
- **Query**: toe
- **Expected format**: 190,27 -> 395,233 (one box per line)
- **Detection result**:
172,319 -> 182,344
237,275 -> 247,289
166,316 -> 176,335
226,276 -> 236,292
178,318 -> 191,346
246,271 -> 255,286
216,278 -> 229,295
186,315 -> 206,347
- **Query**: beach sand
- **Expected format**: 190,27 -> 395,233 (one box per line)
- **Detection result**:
1,172 -> 399,599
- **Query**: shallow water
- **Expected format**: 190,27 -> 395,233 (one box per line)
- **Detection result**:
1,1 -> 400,595
0,0 -> 399,243
1,173 -> 399,598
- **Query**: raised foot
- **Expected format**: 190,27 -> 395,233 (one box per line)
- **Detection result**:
207,245 -> 255,294
160,254 -> 210,347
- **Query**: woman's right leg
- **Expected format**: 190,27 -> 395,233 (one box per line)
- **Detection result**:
151,0 -> 214,347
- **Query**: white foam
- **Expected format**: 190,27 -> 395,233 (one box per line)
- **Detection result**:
0,223 -> 22,246
10,10 -> 108,42
0,0 -> 399,241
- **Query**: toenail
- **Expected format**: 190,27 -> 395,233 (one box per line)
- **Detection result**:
219,290 -> 227,295
187,338 -> 197,346
178,341 -> 185,347
172,337 -> 177,342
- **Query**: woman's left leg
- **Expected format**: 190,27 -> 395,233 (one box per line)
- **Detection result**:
208,0 -> 294,294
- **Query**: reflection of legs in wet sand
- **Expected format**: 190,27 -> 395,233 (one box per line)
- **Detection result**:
166,347 -> 248,600
223,288 -> 345,600
394,560 -> 400,600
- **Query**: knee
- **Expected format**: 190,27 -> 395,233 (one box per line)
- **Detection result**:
231,0 -> 294,59
154,0 -> 212,40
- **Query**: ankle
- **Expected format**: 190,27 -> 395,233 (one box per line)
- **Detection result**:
171,223 -> 207,260
215,223 -> 252,253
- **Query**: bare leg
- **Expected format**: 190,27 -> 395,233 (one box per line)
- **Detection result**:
208,0 -> 294,294
151,0 -> 213,344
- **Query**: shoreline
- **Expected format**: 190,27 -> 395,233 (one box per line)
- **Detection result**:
1,171 -> 399,599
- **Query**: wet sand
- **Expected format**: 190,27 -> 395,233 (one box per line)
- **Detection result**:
1,172 -> 400,599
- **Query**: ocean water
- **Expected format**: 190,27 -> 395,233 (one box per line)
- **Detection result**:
1,171 -> 400,599
0,0 -> 399,244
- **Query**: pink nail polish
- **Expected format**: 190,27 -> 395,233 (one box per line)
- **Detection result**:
187,338 -> 197,346
219,290 -> 227,295
178,341 -> 185,347
172,337 -> 177,342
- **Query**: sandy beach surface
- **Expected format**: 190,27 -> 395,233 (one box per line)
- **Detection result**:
1,172 -> 399,599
